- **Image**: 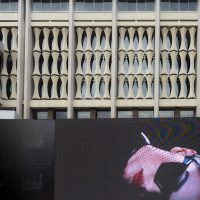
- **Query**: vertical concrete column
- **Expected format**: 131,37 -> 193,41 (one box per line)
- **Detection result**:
24,0 -> 33,119
174,107 -> 180,118
16,0 -> 25,118
67,0 -> 75,118
0,41 -> 2,104
111,0 -> 117,118
154,0 -> 160,117
196,0 -> 200,116
90,109 -> 96,119
48,110 -> 54,119
132,108 -> 139,118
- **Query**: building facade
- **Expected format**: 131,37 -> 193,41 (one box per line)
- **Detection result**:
0,0 -> 199,119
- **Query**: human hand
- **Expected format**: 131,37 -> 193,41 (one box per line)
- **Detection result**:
123,145 -> 184,193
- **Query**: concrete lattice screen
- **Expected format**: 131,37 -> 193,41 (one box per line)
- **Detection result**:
0,27 -> 18,100
117,26 -> 197,100
32,27 -> 68,100
75,27 -> 112,100
0,25 -> 198,106
160,27 -> 197,99
118,27 -> 155,99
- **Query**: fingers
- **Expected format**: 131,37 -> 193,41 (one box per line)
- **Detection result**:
123,159 -> 142,183
170,147 -> 197,156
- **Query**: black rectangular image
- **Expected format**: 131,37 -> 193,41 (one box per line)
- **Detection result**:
0,120 -> 55,200
55,119 -> 200,200
0,119 -> 200,200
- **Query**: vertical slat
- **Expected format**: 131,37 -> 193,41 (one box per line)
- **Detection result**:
24,0 -> 32,119
111,0 -> 117,118
154,0 -> 160,117
67,0 -> 75,118
196,1 -> 200,116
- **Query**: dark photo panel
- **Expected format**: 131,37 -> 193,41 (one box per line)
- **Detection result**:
0,119 -> 200,200
0,120 -> 55,200
55,119 -> 200,200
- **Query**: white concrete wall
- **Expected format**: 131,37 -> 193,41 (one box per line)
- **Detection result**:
0,1 -> 199,118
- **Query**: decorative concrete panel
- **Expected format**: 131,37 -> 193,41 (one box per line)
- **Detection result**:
32,27 -> 69,100
160,26 -> 197,99
75,27 -> 112,100
0,27 -> 18,100
117,27 -> 155,100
